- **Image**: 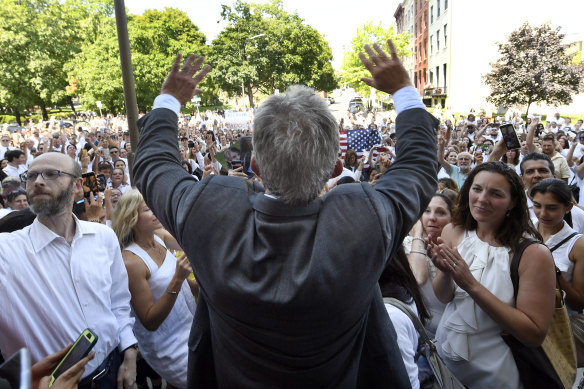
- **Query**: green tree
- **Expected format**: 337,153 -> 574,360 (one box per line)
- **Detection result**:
340,22 -> 410,99
208,0 -> 337,107
69,7 -> 207,113
0,0 -> 97,123
484,23 -> 584,118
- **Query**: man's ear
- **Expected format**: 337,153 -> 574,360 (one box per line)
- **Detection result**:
251,155 -> 260,178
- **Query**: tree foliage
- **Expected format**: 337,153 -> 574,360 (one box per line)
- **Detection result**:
484,23 -> 584,116
68,8 -> 207,113
0,0 -> 104,122
340,22 -> 410,98
208,0 -> 337,107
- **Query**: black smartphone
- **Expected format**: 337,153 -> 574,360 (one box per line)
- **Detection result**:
240,136 -> 253,177
82,172 -> 99,198
499,123 -> 521,150
96,174 -> 106,192
50,329 -> 98,386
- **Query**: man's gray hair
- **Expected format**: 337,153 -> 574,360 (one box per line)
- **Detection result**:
253,85 -> 339,205
2,176 -> 21,189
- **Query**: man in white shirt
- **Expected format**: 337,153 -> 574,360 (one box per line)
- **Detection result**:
2,150 -> 27,177
0,134 -> 14,160
0,152 -> 138,389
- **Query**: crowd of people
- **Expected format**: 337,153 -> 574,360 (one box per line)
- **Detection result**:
0,40 -> 583,389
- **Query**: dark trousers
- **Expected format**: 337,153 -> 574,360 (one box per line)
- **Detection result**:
78,348 -> 122,389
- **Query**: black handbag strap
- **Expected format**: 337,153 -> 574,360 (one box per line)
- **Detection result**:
549,232 -> 579,253
510,239 -> 540,302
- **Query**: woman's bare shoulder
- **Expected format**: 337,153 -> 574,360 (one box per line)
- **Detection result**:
441,223 -> 465,246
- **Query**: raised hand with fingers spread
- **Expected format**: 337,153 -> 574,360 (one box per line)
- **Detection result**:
161,54 -> 212,105
359,40 -> 412,95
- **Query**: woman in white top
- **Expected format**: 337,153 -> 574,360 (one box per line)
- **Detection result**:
406,192 -> 453,337
113,189 -> 197,389
110,167 -> 131,194
428,162 -> 556,388
531,178 -> 584,314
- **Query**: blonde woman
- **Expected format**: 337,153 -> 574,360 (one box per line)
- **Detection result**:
112,189 -> 196,389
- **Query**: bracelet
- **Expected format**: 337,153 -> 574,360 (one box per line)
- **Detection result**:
411,237 -> 426,244
410,250 -> 427,256
88,219 -> 100,223
167,290 -> 179,295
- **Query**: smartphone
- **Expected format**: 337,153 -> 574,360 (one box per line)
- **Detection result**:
50,329 -> 98,386
240,136 -> 253,177
376,146 -> 387,153
500,123 -> 521,150
0,348 -> 31,389
97,174 -> 106,192
82,172 -> 99,198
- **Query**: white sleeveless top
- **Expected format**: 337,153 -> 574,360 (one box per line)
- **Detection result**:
539,220 -> 581,286
125,235 -> 196,389
436,230 -> 521,388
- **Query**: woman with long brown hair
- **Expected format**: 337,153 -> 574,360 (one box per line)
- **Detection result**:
428,162 -> 556,388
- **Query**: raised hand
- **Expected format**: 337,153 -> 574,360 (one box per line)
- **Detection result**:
161,54 -> 212,105
359,40 -> 412,95
175,253 -> 193,280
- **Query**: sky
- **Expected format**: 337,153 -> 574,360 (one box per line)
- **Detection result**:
123,0 -> 583,70
123,0 -> 403,69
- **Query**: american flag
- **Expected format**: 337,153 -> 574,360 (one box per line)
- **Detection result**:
340,128 -> 382,168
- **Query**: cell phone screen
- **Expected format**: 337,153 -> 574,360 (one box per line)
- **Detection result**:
97,174 -> 106,192
82,173 -> 99,198
500,124 -> 521,150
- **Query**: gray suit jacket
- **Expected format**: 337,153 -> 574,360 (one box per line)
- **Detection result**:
134,107 -> 438,388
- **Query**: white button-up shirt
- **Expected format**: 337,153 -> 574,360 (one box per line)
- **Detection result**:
0,216 -> 136,376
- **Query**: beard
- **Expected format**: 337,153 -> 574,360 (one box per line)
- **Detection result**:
29,179 -> 74,216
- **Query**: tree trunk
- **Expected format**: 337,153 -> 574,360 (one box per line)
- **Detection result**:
247,85 -> 254,108
12,107 -> 21,126
68,96 -> 77,117
40,105 -> 48,121
525,101 -> 532,121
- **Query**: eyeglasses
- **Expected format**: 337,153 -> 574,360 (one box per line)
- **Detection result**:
1,139 -> 10,142
20,170 -> 78,182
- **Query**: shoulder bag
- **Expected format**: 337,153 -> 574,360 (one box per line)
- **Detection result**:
384,297 -> 466,389
502,238 -> 576,389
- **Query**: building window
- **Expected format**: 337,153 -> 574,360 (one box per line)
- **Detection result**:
430,6 -> 433,23
437,30 -> 440,50
436,66 -> 440,87
430,35 -> 433,54
444,24 -> 448,47
424,38 -> 427,59
437,0 -> 440,17
429,70 -> 433,84
445,0 -> 448,9
423,69 -> 427,84
443,63 -> 447,88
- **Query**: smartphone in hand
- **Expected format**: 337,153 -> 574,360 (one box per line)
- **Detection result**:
49,329 -> 98,386
82,173 -> 99,198
499,123 -> 521,150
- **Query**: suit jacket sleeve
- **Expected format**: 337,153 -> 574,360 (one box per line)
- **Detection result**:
133,108 -> 206,245
371,108 -> 439,257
